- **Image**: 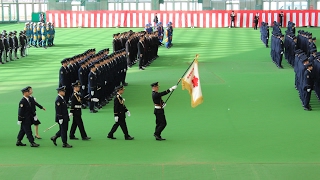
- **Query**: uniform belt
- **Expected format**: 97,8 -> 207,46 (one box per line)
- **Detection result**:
155,106 -> 162,109
75,105 -> 82,108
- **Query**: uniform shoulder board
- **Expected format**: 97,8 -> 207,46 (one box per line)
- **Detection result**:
20,104 -> 23,107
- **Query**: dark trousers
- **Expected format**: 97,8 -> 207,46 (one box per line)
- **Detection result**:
139,55 -> 145,68
55,121 -> 69,143
89,89 -> 96,110
108,114 -> 129,138
70,115 -> 87,138
154,110 -> 167,137
0,50 -> 2,62
230,20 -> 235,27
254,22 -> 258,30
304,90 -> 311,108
17,120 -> 34,143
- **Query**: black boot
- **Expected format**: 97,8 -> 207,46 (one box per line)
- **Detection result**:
63,143 -> 73,148
50,136 -> 57,146
30,142 -> 40,147
16,140 -> 26,146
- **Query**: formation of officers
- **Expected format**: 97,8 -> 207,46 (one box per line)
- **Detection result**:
59,48 -> 129,113
17,82 -> 177,147
0,21 -> 55,64
0,30 -> 28,64
112,30 -> 160,70
24,21 -> 56,48
260,20 -> 318,111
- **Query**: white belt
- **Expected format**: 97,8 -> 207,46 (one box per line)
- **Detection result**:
155,106 -> 162,109
75,105 -> 82,108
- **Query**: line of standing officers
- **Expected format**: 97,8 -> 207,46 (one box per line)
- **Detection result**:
59,48 -> 129,113
112,30 -> 161,70
0,30 -> 29,64
260,20 -> 319,111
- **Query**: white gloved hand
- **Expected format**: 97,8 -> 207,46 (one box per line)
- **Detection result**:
105,81 -> 107,85
126,111 -> 131,117
17,121 -> 22,125
281,52 -> 283,54
33,116 -> 38,121
92,98 -> 99,102
59,119 -> 63,124
307,89 -> 311,92
114,116 -> 119,122
91,91 -> 94,96
69,113 -> 73,117
162,103 -> 166,108
124,69 -> 126,72
170,85 -> 177,91
82,85 -> 85,90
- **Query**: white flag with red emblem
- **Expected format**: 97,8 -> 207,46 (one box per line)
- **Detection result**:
182,59 -> 203,107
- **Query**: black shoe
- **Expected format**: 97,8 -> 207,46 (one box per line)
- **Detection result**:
63,143 -> 73,148
154,134 -> 163,141
70,137 -> 79,140
304,107 -> 311,111
50,136 -> 57,146
82,104 -> 87,109
125,136 -> 134,140
107,136 -> 116,139
90,110 -> 98,113
82,137 -> 91,140
35,136 -> 42,139
122,82 -> 128,86
139,67 -> 145,70
16,141 -> 26,146
30,142 -> 40,147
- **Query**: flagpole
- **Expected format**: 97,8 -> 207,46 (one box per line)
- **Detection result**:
163,54 -> 199,104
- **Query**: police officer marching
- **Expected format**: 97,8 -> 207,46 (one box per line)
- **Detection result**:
16,87 -> 40,147
69,80 -> 92,140
50,86 -> 73,148
107,85 -> 134,140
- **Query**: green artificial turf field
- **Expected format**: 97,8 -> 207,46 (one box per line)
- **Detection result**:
1,24 -> 320,179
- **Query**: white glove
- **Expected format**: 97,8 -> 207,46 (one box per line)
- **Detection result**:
69,113 -> 73,117
124,69 -> 126,72
105,81 -> 107,85
17,121 -> 22,125
281,52 -> 283,54
114,116 -> 119,122
169,85 -> 177,91
33,116 -> 38,121
59,119 -> 63,124
126,111 -> 131,117
92,98 -> 99,102
162,103 -> 166,108
82,85 -> 85,90
307,89 -> 311,92
91,91 -> 94,96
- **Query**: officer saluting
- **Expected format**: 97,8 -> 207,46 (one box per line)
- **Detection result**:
151,82 -> 177,141
69,80 -> 91,140
16,87 -> 40,147
107,85 -> 134,140
50,86 -> 72,148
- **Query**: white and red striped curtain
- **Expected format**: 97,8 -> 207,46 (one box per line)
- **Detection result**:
46,10 -> 320,28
